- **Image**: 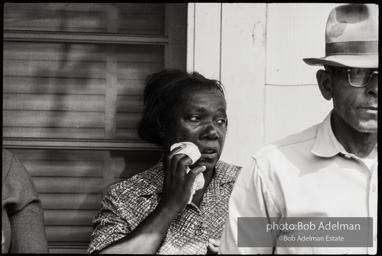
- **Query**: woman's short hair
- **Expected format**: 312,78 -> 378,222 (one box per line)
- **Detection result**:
137,69 -> 225,146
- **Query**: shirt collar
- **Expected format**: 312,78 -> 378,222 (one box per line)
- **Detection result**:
311,111 -> 349,158
138,160 -> 239,196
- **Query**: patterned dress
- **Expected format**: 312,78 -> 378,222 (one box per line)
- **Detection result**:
88,160 -> 241,254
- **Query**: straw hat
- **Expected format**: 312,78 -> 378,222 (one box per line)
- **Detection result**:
303,4 -> 378,68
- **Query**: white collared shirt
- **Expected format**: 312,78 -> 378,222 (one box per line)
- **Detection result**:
219,112 -> 378,254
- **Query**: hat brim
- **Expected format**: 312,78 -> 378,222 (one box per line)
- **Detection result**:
303,55 -> 378,68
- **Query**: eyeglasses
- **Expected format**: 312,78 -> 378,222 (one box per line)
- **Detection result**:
345,68 -> 378,87
326,67 -> 379,87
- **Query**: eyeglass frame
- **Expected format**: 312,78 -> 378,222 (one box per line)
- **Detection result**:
324,66 -> 378,88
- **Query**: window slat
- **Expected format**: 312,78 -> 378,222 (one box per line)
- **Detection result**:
45,226 -> 93,242
116,113 -> 142,128
44,210 -> 98,226
117,79 -> 145,96
49,248 -> 88,254
4,43 -> 163,62
117,62 -> 162,79
4,60 -> 106,78
4,94 -> 105,111
4,42 -> 105,61
3,111 -> 105,128
3,77 -> 106,95
4,31 -> 169,44
4,3 -> 164,13
3,139 -> 159,150
115,129 -> 141,140
3,127 -> 105,139
12,148 -> 107,160
34,177 -> 104,193
24,161 -> 104,177
40,194 -> 102,210
116,96 -> 143,113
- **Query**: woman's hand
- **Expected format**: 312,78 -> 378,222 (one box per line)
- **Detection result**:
98,146 -> 206,254
207,238 -> 220,254
159,145 -> 206,214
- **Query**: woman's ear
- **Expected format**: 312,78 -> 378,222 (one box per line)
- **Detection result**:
316,69 -> 333,101
157,122 -> 165,139
157,117 -> 167,140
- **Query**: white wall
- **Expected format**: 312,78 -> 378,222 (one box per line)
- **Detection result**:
187,3 -> 340,167
264,3 -> 337,144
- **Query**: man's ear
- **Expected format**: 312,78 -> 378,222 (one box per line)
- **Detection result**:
316,69 -> 333,101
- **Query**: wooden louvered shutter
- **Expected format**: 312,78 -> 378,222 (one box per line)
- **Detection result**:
3,3 -> 187,253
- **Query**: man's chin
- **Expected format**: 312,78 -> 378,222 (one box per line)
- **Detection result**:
355,121 -> 378,134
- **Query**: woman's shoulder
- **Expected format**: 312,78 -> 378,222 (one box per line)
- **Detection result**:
217,160 -> 242,170
215,160 -> 242,184
106,162 -> 164,199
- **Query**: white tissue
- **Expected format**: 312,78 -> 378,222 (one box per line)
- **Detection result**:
170,142 -> 204,204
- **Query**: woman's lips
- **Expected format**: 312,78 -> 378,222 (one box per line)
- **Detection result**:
200,147 -> 218,160
201,152 -> 218,160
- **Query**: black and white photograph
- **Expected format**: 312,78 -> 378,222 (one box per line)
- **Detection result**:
2,3 -> 378,254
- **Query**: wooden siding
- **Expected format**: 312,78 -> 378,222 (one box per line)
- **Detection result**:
9,148 -> 161,253
188,3 -> 340,167
3,3 -> 187,254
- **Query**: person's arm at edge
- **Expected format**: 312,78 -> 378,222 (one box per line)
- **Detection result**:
6,152 -> 48,253
10,200 -> 49,253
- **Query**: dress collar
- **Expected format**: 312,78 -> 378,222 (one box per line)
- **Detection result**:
138,160 -> 239,196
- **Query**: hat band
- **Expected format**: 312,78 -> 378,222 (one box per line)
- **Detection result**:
326,41 -> 378,56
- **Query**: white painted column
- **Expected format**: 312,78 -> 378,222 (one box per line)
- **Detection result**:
220,3 -> 266,166
187,3 -> 267,167
187,3 -> 222,80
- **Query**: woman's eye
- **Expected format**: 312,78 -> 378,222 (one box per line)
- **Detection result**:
189,116 -> 201,122
216,118 -> 227,125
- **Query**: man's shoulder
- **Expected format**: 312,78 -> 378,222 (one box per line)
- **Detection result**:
256,122 -> 320,159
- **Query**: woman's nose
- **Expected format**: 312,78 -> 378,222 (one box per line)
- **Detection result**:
201,122 -> 219,140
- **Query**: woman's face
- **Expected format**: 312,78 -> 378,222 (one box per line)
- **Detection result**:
163,87 -> 227,172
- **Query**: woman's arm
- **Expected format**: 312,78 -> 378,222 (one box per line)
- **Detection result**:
97,146 -> 206,254
99,200 -> 180,254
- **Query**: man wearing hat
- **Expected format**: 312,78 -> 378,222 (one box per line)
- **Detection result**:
220,4 -> 378,254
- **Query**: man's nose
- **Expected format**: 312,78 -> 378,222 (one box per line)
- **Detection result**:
366,75 -> 378,97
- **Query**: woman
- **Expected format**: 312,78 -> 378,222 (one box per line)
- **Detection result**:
87,69 -> 241,254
